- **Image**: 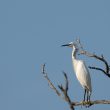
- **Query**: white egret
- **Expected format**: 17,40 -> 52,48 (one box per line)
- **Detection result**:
62,42 -> 92,102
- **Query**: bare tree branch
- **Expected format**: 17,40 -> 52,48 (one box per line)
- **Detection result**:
58,72 -> 74,110
88,66 -> 107,74
41,64 -> 110,110
76,39 -> 110,78
72,100 -> 110,106
41,64 -> 60,96
41,64 -> 74,110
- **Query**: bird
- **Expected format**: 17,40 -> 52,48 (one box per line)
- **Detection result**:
62,42 -> 92,103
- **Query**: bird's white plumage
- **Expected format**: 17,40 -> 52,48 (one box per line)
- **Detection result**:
72,58 -> 92,92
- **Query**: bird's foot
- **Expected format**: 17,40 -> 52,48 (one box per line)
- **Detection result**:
81,100 -> 87,108
81,100 -> 92,108
86,100 -> 92,108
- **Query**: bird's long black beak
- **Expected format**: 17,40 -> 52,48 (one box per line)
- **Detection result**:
61,44 -> 70,47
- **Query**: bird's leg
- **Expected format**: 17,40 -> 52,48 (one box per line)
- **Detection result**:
83,89 -> 86,102
86,91 -> 92,107
87,91 -> 89,102
88,92 -> 91,102
83,90 -> 91,107
82,89 -> 87,107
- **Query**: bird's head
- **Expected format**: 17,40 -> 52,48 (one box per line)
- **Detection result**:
62,42 -> 78,51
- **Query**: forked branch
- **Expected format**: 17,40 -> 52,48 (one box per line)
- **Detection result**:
41,64 -> 110,110
41,64 -> 74,110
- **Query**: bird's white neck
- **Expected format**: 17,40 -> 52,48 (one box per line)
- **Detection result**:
72,49 -> 78,73
72,49 -> 77,60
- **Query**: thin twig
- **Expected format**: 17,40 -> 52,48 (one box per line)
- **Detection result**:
88,66 -> 107,74
41,64 -> 60,96
58,72 -> 74,110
